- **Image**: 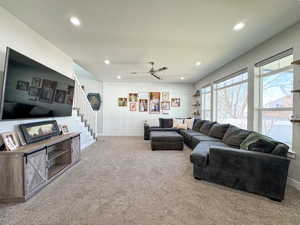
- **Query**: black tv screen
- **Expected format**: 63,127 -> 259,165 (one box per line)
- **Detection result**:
0,48 -> 75,120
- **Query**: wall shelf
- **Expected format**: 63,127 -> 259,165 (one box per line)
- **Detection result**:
291,89 -> 300,93
290,119 -> 300,123
192,94 -> 200,97
291,60 -> 300,65
192,104 -> 201,107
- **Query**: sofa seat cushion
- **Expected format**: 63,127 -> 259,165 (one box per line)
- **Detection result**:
199,121 -> 217,135
150,131 -> 183,141
191,135 -> 222,150
151,127 -> 179,132
190,141 -> 228,166
222,125 -> 252,147
208,123 -> 230,139
179,129 -> 204,137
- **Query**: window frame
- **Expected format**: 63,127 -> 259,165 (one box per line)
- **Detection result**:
201,85 -> 212,120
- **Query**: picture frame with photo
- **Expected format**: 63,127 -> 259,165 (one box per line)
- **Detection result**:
54,90 -> 67,104
39,79 -> 58,103
161,101 -> 170,110
16,80 -> 29,91
139,99 -> 148,112
118,98 -> 128,107
61,125 -> 70,134
149,92 -> 160,114
31,77 -> 41,88
162,92 -> 170,101
28,87 -> 41,97
171,98 -> 181,107
1,132 -> 20,151
129,93 -> 138,102
130,102 -> 137,111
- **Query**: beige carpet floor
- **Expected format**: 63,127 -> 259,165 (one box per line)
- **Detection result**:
1,136 -> 300,225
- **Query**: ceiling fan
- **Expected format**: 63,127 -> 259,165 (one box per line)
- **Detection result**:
130,62 -> 168,80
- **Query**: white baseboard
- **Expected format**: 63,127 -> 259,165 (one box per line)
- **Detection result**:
288,177 -> 300,191
81,139 -> 96,151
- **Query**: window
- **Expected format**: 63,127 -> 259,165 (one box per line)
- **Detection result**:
256,49 -> 293,146
215,70 -> 248,128
201,86 -> 212,120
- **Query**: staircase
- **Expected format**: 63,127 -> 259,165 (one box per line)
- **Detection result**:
72,75 -> 98,143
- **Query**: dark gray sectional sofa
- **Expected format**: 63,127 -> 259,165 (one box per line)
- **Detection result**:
144,118 -> 290,201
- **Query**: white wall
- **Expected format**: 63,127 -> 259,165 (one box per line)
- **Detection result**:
74,64 -> 103,134
195,21 -> 300,188
102,82 -> 193,136
0,7 -> 95,149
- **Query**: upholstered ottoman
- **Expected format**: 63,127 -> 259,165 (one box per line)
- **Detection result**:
150,131 -> 184,151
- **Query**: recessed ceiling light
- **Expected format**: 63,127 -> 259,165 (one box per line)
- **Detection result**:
104,60 -> 110,65
180,77 -> 185,80
70,17 -> 81,26
233,22 -> 245,31
117,75 -> 121,79
195,61 -> 201,66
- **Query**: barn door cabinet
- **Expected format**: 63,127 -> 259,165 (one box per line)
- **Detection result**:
0,132 -> 80,203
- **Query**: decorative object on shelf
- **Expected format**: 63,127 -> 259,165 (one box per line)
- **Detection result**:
16,80 -> 29,91
39,79 -> 57,103
61,125 -> 70,134
54,90 -> 67,104
87,93 -> 101,111
149,92 -> 160,114
20,120 -> 60,144
291,60 -> 300,65
139,99 -> 148,112
161,101 -> 170,110
171,98 -> 180,107
130,102 -> 137,111
290,114 -> 300,123
1,131 -> 20,151
16,129 -> 27,146
193,90 -> 200,97
118,97 -> 128,107
129,93 -> 138,102
162,92 -> 170,101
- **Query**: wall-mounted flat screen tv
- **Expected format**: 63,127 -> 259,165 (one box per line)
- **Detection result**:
0,47 -> 75,120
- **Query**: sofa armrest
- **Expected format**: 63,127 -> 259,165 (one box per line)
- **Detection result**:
209,146 -> 290,200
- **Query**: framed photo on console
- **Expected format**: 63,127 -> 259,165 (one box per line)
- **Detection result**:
19,120 -> 60,144
1,132 -> 20,151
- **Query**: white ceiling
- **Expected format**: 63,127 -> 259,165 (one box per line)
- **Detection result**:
1,0 -> 300,83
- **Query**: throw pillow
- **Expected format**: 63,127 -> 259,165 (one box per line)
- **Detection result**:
222,126 -> 252,147
193,119 -> 207,131
184,118 -> 195,130
240,132 -> 263,150
159,118 -> 173,128
177,123 -> 188,130
208,123 -> 230,139
248,139 -> 276,154
199,121 -> 216,135
173,118 -> 184,129
272,143 -> 289,157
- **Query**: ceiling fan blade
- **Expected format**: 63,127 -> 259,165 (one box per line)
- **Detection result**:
151,73 -> 161,80
153,66 -> 168,73
130,71 -> 149,74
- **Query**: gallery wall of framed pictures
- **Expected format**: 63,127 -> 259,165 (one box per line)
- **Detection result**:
117,92 -> 181,114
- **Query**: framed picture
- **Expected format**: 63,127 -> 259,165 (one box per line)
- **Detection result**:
28,87 -> 41,97
118,98 -> 128,107
66,95 -> 73,105
149,92 -> 160,114
87,93 -> 101,111
1,132 -> 20,151
129,93 -> 138,102
171,98 -> 181,107
67,85 -> 74,95
139,99 -> 148,112
16,81 -> 29,91
162,92 -> 169,101
39,79 -> 57,103
54,90 -> 67,104
19,120 -> 60,144
130,102 -> 137,111
61,125 -> 70,134
161,101 -> 170,110
31,77 -> 41,88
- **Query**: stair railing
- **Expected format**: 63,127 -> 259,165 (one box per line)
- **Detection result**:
73,74 -> 97,138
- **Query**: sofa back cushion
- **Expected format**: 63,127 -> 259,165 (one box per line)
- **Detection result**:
193,119 -> 207,131
199,121 -> 216,135
248,139 -> 276,154
159,118 -> 173,128
222,126 -> 252,147
208,123 -> 230,139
